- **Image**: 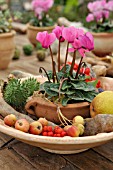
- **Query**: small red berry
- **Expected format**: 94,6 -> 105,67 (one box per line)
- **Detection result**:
47,126 -> 53,132
96,80 -> 101,88
48,131 -> 54,136
53,134 -> 57,137
56,128 -> 63,134
43,126 -> 48,132
61,131 -> 67,137
73,64 -> 78,70
56,134 -> 61,137
84,68 -> 90,75
79,68 -> 84,74
42,132 -> 48,136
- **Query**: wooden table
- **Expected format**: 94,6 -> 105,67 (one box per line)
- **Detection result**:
0,34 -> 113,170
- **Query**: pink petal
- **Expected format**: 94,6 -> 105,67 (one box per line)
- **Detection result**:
36,31 -> 56,48
52,26 -> 65,42
78,48 -> 87,57
72,39 -> 81,49
68,48 -> 75,52
62,26 -> 78,43
86,13 -> 94,22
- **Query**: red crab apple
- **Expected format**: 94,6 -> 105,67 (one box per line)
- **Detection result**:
15,119 -> 30,132
4,114 -> 17,126
66,125 -> 80,137
38,117 -> 48,126
64,125 -> 72,132
29,121 -> 43,135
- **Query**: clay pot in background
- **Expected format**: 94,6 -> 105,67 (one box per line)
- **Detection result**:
0,30 -> 15,70
92,32 -> 113,57
27,24 -> 56,46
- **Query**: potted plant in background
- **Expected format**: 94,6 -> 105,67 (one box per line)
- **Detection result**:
27,0 -> 56,46
25,26 -> 101,124
0,8 -> 15,69
86,0 -> 113,57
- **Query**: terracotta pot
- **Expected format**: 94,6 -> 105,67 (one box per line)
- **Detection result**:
25,97 -> 90,124
0,30 -> 15,70
27,24 -> 56,46
92,32 -> 113,57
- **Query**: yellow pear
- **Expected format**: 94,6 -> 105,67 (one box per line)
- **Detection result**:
90,91 -> 113,117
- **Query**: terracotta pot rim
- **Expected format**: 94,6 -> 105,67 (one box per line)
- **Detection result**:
92,31 -> 113,37
0,30 -> 16,38
27,23 -> 56,30
27,98 -> 90,108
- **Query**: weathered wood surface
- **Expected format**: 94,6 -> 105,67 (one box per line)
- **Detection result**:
0,33 -> 113,170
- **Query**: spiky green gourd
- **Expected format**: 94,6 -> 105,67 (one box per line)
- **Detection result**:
3,78 -> 40,109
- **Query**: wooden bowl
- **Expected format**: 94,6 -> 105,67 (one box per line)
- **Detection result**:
0,119 -> 113,154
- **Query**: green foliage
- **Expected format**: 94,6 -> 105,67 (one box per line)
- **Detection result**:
0,10 -> 12,33
91,21 -> 113,33
23,44 -> 34,56
3,78 -> 40,109
12,47 -> 21,60
30,14 -> 54,27
40,65 -> 98,106
64,0 -> 78,14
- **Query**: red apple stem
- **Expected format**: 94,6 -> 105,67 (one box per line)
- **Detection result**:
64,42 -> 69,72
70,51 -> 76,76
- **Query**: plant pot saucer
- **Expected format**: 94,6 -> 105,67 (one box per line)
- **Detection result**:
0,118 -> 113,154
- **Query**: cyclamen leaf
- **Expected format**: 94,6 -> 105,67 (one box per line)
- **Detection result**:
87,80 -> 98,88
82,91 -> 95,102
62,97 -> 71,106
61,81 -> 71,90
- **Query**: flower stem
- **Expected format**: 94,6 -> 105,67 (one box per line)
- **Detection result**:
58,39 -> 61,72
58,78 -> 68,99
49,46 -> 55,83
53,61 -> 58,83
64,42 -> 69,72
69,51 -> 76,76
75,56 -> 83,79
39,67 -> 51,82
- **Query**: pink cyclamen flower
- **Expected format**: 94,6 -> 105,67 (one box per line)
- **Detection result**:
105,0 -> 113,11
36,31 -> 56,48
52,26 -> 65,42
32,0 -> 54,11
86,13 -> 94,22
69,32 -> 94,57
62,26 -> 78,43
87,0 -> 106,13
79,32 -> 94,51
31,0 -> 54,19
86,0 -> 110,22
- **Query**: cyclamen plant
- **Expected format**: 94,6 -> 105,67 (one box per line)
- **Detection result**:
31,0 -> 54,27
36,26 -> 100,106
86,0 -> 113,32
